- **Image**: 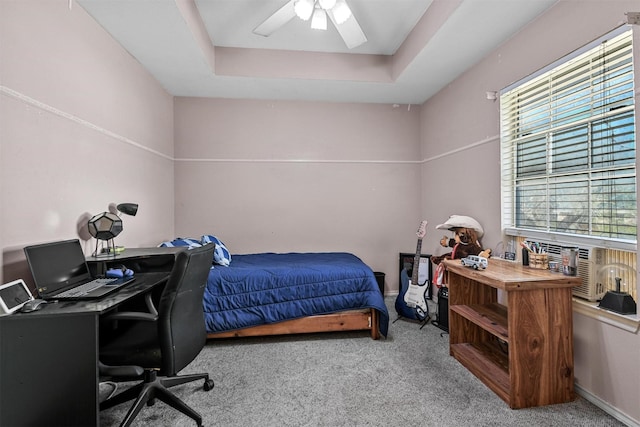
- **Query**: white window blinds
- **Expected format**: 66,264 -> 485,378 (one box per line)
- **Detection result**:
500,27 -> 636,246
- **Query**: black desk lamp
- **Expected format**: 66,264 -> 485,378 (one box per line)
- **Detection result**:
88,203 -> 138,256
116,203 -> 138,216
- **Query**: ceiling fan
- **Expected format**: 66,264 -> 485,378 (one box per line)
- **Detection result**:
253,0 -> 367,49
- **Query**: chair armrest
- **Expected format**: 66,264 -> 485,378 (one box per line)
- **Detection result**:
99,361 -> 144,378
144,291 -> 158,316
105,311 -> 158,322
104,292 -> 158,322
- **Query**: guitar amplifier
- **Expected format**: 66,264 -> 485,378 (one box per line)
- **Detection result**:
433,286 -> 449,332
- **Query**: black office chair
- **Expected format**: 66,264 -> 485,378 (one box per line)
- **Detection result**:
99,243 -> 216,427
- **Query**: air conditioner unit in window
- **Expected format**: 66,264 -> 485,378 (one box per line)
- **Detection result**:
536,242 -> 607,301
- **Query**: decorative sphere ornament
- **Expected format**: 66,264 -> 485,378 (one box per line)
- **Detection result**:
88,212 -> 123,241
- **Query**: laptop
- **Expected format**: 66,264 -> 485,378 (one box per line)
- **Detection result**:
24,239 -> 135,300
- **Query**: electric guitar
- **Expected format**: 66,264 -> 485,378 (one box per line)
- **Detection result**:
395,221 -> 430,321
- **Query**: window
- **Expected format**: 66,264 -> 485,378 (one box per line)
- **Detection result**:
500,27 -> 637,302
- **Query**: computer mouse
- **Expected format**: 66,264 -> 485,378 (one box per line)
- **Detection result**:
20,299 -> 48,313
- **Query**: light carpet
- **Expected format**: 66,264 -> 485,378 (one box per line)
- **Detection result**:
100,297 -> 625,426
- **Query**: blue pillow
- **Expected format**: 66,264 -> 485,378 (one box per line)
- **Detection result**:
201,235 -> 231,266
158,237 -> 202,249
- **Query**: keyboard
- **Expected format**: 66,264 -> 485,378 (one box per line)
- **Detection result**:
56,278 -> 117,297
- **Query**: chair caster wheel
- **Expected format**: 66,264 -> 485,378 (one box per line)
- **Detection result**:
204,379 -> 214,391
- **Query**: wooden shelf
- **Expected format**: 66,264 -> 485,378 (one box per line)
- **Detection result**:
445,258 -> 580,409
450,303 -> 508,342
451,341 -> 509,404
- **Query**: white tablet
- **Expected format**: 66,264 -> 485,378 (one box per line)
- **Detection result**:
0,279 -> 34,315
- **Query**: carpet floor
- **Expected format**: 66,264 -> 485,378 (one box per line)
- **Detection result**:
100,297 -> 625,426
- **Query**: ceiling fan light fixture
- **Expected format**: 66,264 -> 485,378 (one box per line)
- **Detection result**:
318,0 -> 337,10
311,8 -> 327,30
332,0 -> 352,24
294,0 -> 314,21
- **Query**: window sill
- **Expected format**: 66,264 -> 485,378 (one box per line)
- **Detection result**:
572,298 -> 640,333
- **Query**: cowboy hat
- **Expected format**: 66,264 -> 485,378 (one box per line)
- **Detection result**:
435,215 -> 484,238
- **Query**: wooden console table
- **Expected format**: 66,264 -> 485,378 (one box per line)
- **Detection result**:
444,258 -> 581,409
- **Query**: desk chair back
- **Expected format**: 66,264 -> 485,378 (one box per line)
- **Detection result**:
157,243 -> 215,375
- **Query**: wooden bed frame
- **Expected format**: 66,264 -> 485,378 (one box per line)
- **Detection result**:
206,308 -> 381,340
114,248 -> 383,340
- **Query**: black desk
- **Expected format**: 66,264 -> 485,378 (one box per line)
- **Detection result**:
87,246 -> 185,277
0,271 -> 170,426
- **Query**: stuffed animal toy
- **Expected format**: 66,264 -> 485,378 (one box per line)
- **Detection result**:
431,215 -> 491,265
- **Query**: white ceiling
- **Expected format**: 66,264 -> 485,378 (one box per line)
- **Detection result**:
78,0 -> 557,104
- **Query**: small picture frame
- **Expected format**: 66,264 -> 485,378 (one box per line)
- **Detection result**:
0,279 -> 34,315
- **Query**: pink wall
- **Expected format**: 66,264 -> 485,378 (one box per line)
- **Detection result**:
173,97 -> 422,288
419,1 -> 640,424
0,1 -> 175,285
2,1 -> 638,423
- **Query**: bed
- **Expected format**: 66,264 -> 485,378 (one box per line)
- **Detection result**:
201,252 -> 389,339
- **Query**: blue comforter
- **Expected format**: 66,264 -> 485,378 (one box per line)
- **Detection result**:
203,252 -> 389,337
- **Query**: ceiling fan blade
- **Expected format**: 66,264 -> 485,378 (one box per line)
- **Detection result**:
327,2 -> 367,49
253,0 -> 297,37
